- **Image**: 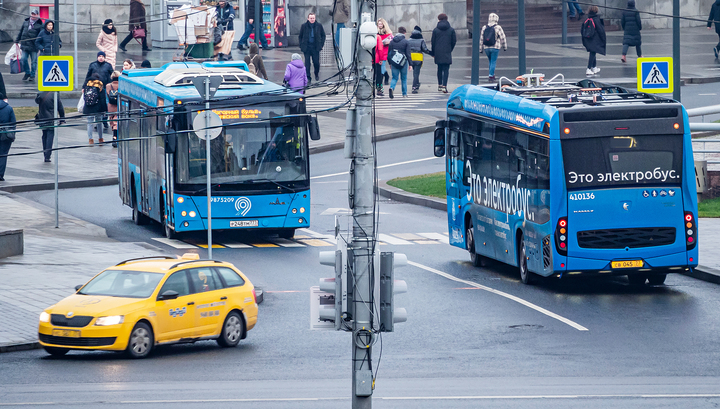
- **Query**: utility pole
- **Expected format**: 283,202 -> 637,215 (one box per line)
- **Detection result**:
470,0 -> 481,85
518,0 -> 526,76
672,0 -> 681,102
53,0 -> 60,228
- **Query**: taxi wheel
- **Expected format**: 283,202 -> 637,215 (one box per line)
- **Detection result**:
126,322 -> 154,359
43,346 -> 69,356
217,311 -> 245,348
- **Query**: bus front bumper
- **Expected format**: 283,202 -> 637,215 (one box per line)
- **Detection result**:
176,215 -> 309,232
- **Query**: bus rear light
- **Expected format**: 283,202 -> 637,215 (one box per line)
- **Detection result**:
560,263 -> 565,268
615,127 -> 629,130
177,197 -> 184,204
555,217 -> 568,256
560,242 -> 566,248
690,257 -> 694,262
564,128 -> 570,134
684,211 -> 697,250
674,123 -> 680,129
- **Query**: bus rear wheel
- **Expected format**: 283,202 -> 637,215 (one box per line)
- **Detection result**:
131,188 -> 148,226
648,274 -> 667,285
519,238 -> 533,285
628,274 -> 647,286
466,225 -> 482,267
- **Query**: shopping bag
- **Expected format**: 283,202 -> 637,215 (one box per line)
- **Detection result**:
10,58 -> 23,74
4,43 -> 19,65
77,95 -> 85,112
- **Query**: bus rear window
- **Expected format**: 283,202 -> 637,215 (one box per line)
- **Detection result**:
561,135 -> 683,189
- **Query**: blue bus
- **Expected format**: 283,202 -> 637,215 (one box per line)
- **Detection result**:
117,61 -> 319,239
434,76 -> 698,285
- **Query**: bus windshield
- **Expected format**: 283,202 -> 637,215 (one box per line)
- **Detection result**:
561,134 -> 683,189
177,116 -> 308,185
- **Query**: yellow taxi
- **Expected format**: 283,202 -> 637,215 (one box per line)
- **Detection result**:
38,254 -> 258,358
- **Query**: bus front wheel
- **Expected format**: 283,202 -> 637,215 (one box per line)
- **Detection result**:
466,225 -> 482,267
519,238 -> 534,285
279,229 -> 295,239
164,221 -> 178,239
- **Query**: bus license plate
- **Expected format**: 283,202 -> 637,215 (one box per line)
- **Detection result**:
230,220 -> 259,227
611,260 -> 643,269
52,329 -> 80,338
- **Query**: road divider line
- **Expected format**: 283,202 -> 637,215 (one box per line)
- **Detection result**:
311,157 -> 437,180
407,261 -> 589,331
381,393 -> 720,400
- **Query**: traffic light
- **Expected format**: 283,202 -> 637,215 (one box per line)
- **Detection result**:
378,251 -> 407,332
316,240 -> 350,331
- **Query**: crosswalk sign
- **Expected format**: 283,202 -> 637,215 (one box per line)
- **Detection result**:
637,57 -> 673,94
38,56 -> 74,91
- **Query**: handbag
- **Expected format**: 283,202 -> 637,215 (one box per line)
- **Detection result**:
389,49 -> 407,68
0,127 -> 16,143
132,26 -> 146,39
10,57 -> 23,74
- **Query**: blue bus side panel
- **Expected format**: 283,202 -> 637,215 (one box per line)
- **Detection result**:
681,111 -> 699,267
549,138 -> 567,273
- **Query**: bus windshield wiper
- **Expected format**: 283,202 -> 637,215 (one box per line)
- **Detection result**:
251,178 -> 298,192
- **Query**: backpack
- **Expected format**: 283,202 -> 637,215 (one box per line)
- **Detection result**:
83,85 -> 100,106
248,55 -> 260,76
107,86 -> 119,105
582,18 -> 596,38
482,25 -> 496,46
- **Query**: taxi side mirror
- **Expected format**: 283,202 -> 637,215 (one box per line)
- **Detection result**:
75,284 -> 83,291
158,290 -> 179,301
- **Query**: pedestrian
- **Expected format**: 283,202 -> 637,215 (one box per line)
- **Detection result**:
0,72 -> 5,99
581,5 -> 606,76
407,26 -> 430,94
620,1 -> 642,63
0,93 -> 16,182
15,9 -> 44,82
298,12 -> 326,83
567,0 -> 585,20
96,19 -> 118,68
106,71 -> 120,147
35,91 -> 65,162
431,13 -> 456,93
237,0 -> 265,50
216,0 -> 235,32
331,0 -> 350,47
35,20 -> 62,56
708,0 -> 720,58
374,18 -> 392,96
85,51 -> 113,131
140,59 -> 151,68
119,0 -> 151,52
244,43 -> 268,79
284,53 -> 308,93
123,59 -> 136,71
387,27 -> 412,99
83,73 -> 107,145
479,13 -> 507,82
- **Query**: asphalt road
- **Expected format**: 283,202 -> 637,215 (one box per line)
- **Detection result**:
4,133 -> 720,408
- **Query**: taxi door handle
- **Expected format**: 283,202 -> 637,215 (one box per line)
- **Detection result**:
220,296 -> 227,300
187,301 -> 195,305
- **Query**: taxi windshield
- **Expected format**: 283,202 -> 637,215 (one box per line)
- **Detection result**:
78,270 -> 165,299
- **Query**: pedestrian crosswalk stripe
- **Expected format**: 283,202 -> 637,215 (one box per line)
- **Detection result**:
151,238 -> 198,249
378,233 -> 412,245
272,238 -> 305,247
418,232 -> 449,244
221,241 -> 253,249
196,244 -> 227,249
297,239 -> 334,247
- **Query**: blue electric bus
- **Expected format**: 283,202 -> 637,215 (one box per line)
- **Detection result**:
434,75 -> 698,285
117,61 -> 319,239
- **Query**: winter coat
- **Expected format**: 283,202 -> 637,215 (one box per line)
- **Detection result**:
244,44 -> 268,79
284,59 -> 308,93
84,60 -> 114,87
621,6 -> 642,46
82,80 -> 108,115
479,25 -> 508,52
375,33 -> 392,63
331,0 -> 350,24
216,3 -> 235,31
128,0 -> 147,32
298,21 -> 326,53
16,18 -> 44,53
96,31 -> 118,68
407,29 -> 430,67
709,0 -> 720,33
387,33 -> 411,68
35,21 -> 62,56
581,11 -> 606,55
106,81 -> 119,130
0,100 -> 16,143
246,0 -> 262,23
35,91 -> 65,129
431,20 -> 457,65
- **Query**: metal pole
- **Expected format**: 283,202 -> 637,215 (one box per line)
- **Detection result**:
54,0 -> 59,56
561,0 -> 567,45
471,0 -> 480,85
673,0 -> 681,102
254,0 -> 262,49
518,0 -> 526,75
74,0 -> 78,89
54,91 -> 59,228
350,8 -> 374,409
205,78 -> 213,258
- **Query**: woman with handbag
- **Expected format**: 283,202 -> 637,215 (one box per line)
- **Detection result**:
119,0 -> 151,52
96,19 -> 118,68
0,94 -> 16,182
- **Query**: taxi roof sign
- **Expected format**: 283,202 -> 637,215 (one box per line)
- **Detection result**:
637,57 -> 673,94
38,56 -> 74,91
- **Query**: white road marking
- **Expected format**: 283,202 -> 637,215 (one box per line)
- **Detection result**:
151,238 -> 197,249
378,233 -> 413,245
219,241 -> 253,249
299,228 -> 337,244
270,238 -> 305,248
381,393 -> 720,400
418,232 -> 450,244
699,93 -> 717,95
311,157 -> 437,180
407,261 -> 589,331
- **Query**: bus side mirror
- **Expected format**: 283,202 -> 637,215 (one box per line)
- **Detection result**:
434,120 -> 446,157
308,117 -> 321,141
164,131 -> 177,154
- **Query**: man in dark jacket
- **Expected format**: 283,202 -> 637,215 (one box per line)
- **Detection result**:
238,0 -> 265,50
708,0 -> 720,58
387,27 -> 412,99
15,9 -> 44,82
216,1 -> 235,32
407,26 -> 430,93
298,13 -> 326,82
581,6 -> 606,76
621,0 -> 642,62
431,13 -> 456,93
35,91 -> 65,162
0,95 -> 16,182
85,51 -> 114,87
35,20 -> 62,56
119,0 -> 151,52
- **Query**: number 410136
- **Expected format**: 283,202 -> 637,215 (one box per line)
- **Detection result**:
569,193 -> 595,200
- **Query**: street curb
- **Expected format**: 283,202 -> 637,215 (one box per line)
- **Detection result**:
0,177 -> 118,193
684,265 -> 720,284
8,91 -> 82,99
309,125 -> 435,155
0,342 -> 40,354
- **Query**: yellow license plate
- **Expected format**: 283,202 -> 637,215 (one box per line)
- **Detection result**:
611,260 -> 644,269
52,329 -> 80,338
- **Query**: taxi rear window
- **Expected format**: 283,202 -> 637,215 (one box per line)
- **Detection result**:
216,267 -> 246,287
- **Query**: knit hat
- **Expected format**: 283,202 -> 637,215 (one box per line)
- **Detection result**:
628,0 -> 635,7
488,13 -> 499,25
97,51 -> 106,57
413,25 -> 422,32
292,53 -> 302,61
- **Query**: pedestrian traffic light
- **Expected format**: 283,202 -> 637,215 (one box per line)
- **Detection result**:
317,241 -> 351,331
378,252 -> 407,332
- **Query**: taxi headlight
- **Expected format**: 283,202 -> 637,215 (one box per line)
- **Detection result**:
39,311 -> 50,323
95,315 -> 125,326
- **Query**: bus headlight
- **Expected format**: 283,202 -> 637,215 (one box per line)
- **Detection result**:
189,211 -> 196,217
300,207 -> 305,213
177,197 -> 184,204
181,211 -> 187,216
292,208 -> 297,214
